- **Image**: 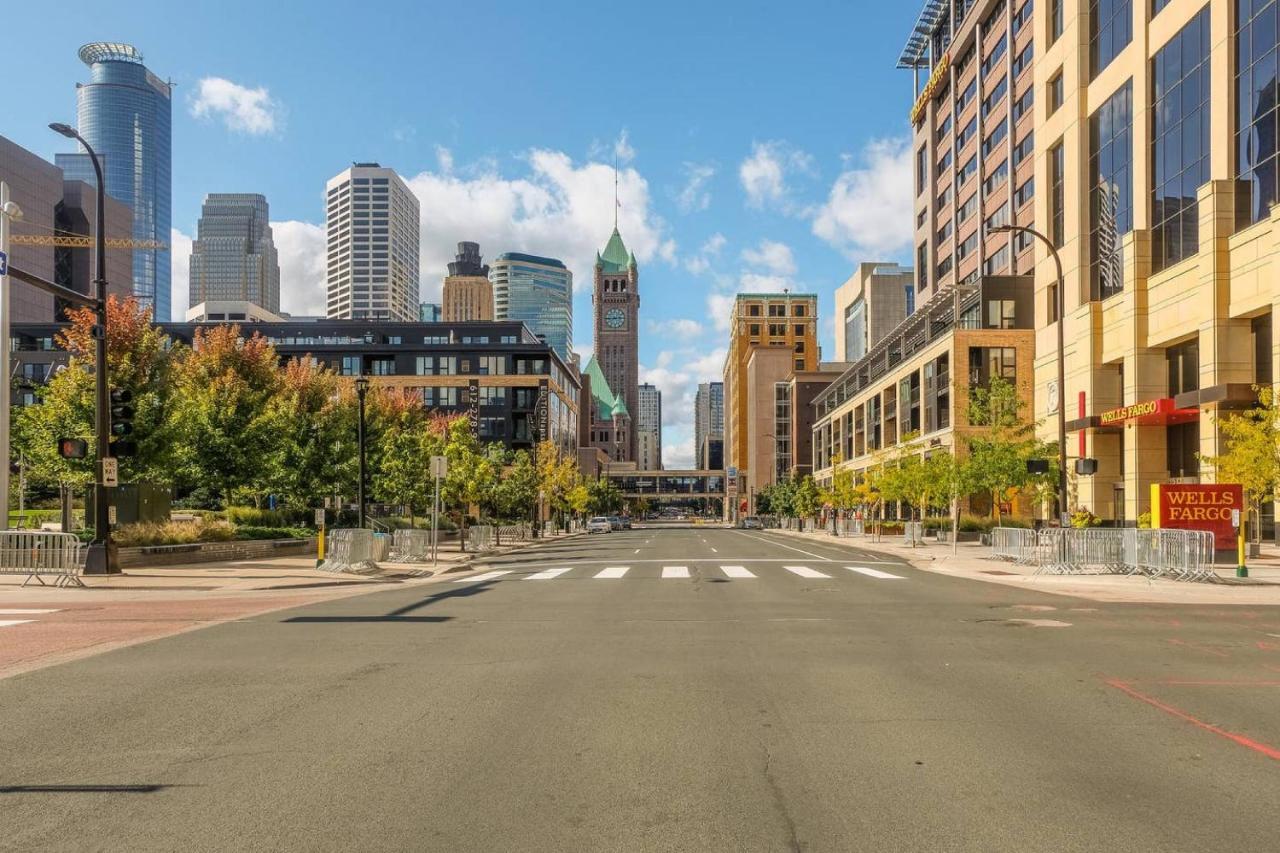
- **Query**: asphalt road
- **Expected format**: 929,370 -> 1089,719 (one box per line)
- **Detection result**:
3,527 -> 1279,852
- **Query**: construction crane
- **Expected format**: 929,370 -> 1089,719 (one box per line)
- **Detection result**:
9,234 -> 169,250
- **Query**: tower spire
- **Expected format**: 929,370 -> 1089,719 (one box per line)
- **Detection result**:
613,153 -> 619,230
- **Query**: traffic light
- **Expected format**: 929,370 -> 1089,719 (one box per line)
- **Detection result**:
110,388 -> 134,437
58,438 -> 88,459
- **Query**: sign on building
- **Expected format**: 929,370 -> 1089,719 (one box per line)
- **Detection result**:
1150,483 -> 1243,550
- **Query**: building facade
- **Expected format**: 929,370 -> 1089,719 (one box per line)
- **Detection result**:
419,303 -> 441,322
441,242 -> 494,322
592,228 -> 640,462
325,163 -> 420,321
780,363 -> 852,479
694,381 -> 725,470
57,43 -> 172,321
582,355 -> 631,465
834,263 -> 915,362
636,383 -> 662,470
489,252 -> 573,361
189,193 -> 280,314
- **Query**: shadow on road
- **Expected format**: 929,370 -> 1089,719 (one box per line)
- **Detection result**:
281,578 -> 499,624
0,784 -> 177,794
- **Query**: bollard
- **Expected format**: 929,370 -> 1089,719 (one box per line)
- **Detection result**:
1237,519 -> 1248,578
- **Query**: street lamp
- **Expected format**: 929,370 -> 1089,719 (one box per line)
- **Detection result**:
0,183 -> 24,530
354,374 -> 369,529
49,122 -> 117,573
988,223 -> 1069,525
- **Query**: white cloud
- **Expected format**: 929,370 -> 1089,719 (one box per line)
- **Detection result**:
168,228 -> 193,321
614,130 -> 636,165
640,345 -> 728,469
676,162 -> 715,213
684,231 -> 727,275
406,148 -> 676,300
647,317 -> 704,337
739,141 -> 814,210
272,221 -> 327,316
740,239 -> 796,276
190,77 -> 280,136
435,145 -> 454,174
812,137 -> 915,260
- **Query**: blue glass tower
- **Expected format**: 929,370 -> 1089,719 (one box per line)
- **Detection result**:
56,43 -> 172,321
489,253 -> 573,361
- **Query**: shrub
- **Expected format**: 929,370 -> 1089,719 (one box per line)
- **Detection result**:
1070,507 -> 1102,529
226,506 -> 315,528
1137,511 -> 1152,529
113,519 -> 236,547
233,525 -> 311,540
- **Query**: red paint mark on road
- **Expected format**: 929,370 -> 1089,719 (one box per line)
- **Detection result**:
1166,638 -> 1231,658
1106,678 -> 1280,762
1153,679 -> 1280,687
1256,641 -> 1280,652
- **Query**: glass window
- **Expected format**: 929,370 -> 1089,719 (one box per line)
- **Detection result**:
1050,0 -> 1062,43
917,144 -> 929,195
1152,7 -> 1211,272
1090,0 -> 1132,78
339,356 -> 359,376
1089,80 -> 1134,299
1050,141 -> 1066,247
957,117 -> 977,150
368,358 -> 395,376
982,119 -> 1008,157
917,243 -> 930,291
987,299 -> 1017,329
1235,0 -> 1280,227
1049,70 -> 1064,113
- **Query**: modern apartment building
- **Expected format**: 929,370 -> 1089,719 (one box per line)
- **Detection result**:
722,292 -> 819,495
441,242 -> 494,322
325,163 -> 420,321
419,303 -> 441,322
834,263 -> 915,362
489,252 -> 573,361
189,193 -> 280,314
778,363 -> 852,480
57,43 -> 172,320
694,381 -> 725,470
636,383 -> 662,470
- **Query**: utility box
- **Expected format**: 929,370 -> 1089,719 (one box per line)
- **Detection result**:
86,483 -> 172,526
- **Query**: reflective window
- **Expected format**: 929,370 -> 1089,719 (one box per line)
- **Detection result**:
1089,80 -> 1134,299
1050,141 -> 1066,248
1090,0 -> 1132,79
1152,7 -> 1211,271
1236,0 -> 1280,226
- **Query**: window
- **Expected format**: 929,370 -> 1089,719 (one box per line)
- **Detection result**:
983,245 -> 1011,275
982,77 -> 1008,118
1014,177 -> 1035,207
957,232 -> 980,260
768,323 -> 786,337
969,346 -> 1018,385
794,341 -> 805,353
956,78 -> 978,112
958,155 -> 978,186
984,202 -> 1010,230
982,160 -> 1009,195
1012,87 -> 1034,122
982,119 -> 1008,157
478,386 -> 506,406
1049,141 -> 1066,247
368,358 -> 395,376
938,221 -> 954,244
1049,70 -> 1064,113
917,243 -> 930,291
937,184 -> 953,209
957,193 -> 979,223
1014,0 -> 1033,34
477,355 -> 506,375
1089,0 -> 1132,79
982,36 -> 1008,78
748,304 -> 761,316
1236,1 -> 1278,226
749,323 -> 761,336
1151,9 -> 1210,271
339,356 -> 359,376
957,117 -> 977,150
936,113 -> 952,141
1152,0 -> 1172,14
1050,0 -> 1062,43
1011,41 -> 1034,79
1013,132 -> 1035,165
987,299 -> 1017,329
936,148 -> 953,177
793,323 -> 806,335
1166,338 -> 1199,396
793,304 -> 806,317
768,303 -> 786,317
917,144 -> 929,194
1089,81 -> 1134,299
937,256 -> 954,278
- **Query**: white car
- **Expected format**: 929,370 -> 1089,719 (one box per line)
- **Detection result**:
587,517 -> 613,534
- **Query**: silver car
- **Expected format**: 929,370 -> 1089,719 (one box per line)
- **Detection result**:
587,517 -> 612,534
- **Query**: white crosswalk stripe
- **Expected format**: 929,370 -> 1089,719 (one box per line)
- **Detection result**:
525,567 -> 573,580
453,570 -> 512,583
846,566 -> 905,579
662,566 -> 690,579
784,565 -> 831,579
0,620 -> 36,629
0,608 -> 61,615
595,566 -> 629,578
720,565 -> 755,578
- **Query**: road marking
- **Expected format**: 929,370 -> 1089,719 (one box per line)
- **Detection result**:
1105,678 -> 1280,762
846,566 -> 905,580
662,566 -> 691,579
709,547 -> 718,553
0,608 -> 61,615
634,548 -> 641,554
720,565 -> 755,578
0,620 -> 35,629
524,567 -> 572,580
453,570 -> 512,583
784,565 -> 831,579
595,566 -> 629,578
736,531 -> 833,561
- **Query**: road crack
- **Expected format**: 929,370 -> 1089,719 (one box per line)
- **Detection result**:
762,741 -> 803,852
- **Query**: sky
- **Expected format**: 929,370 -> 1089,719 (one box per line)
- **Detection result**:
5,0 -> 922,468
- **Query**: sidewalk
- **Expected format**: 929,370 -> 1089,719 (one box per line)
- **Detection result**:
765,527 -> 1280,605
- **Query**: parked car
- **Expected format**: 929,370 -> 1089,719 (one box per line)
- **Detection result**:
620,516 -> 632,529
607,516 -> 624,531
587,517 -> 613,534
738,516 -> 764,530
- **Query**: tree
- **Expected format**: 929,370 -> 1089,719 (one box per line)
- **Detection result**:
586,477 -> 622,514
792,475 -> 821,519
440,418 -> 497,543
964,375 -> 1054,522
260,358 -> 354,509
371,394 -> 443,523
535,441 -> 580,524
492,449 -> 539,523
1201,386 -> 1280,541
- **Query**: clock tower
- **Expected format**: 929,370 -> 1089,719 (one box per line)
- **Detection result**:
592,226 -> 640,463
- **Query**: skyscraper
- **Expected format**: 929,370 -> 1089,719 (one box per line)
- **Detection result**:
489,252 -> 573,361
325,163 -> 420,321
56,43 -> 172,320
189,194 -> 280,313
592,227 -> 640,462
695,381 -> 724,470
441,242 -> 494,321
636,383 -> 662,470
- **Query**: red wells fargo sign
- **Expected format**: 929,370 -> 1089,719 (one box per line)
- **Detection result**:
1151,484 -> 1243,550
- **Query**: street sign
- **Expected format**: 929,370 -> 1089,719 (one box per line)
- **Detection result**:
1232,508 -> 1242,529
315,508 -> 326,527
727,466 -> 738,480
0,250 -> 8,276
430,455 -> 448,478
101,457 -> 119,487
108,505 -> 117,525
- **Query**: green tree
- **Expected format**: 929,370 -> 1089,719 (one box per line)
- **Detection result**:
586,477 -> 622,514
1201,386 -> 1280,541
492,449 -> 539,523
440,418 -> 497,544
260,358 -> 355,509
964,375 -> 1054,522
792,475 -> 821,519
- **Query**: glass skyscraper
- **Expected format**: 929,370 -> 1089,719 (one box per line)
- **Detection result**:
56,43 -> 172,320
489,253 -> 572,361
189,194 -> 280,313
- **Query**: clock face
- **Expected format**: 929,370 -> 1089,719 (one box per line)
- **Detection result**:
605,308 -> 626,329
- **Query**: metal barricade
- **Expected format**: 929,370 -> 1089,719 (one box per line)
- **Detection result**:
466,525 -> 494,552
0,530 -> 85,587
1121,529 -> 1217,581
989,527 -> 1037,564
904,521 -> 924,546
989,526 -> 1217,581
387,529 -> 433,562
319,528 -> 382,572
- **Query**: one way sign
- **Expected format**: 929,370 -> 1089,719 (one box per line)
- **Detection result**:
0,250 -> 8,276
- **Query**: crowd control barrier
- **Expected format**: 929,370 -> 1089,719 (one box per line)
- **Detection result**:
0,530 -> 85,587
988,527 -> 1219,581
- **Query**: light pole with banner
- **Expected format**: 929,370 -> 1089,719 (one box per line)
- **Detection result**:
0,182 -> 24,530
429,454 -> 447,565
355,374 -> 369,529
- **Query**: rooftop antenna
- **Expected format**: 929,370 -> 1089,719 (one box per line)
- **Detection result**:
614,152 -> 619,230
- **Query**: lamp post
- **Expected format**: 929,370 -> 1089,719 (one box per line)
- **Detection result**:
354,374 -> 369,529
0,182 -> 25,530
988,223 -> 1069,525
49,123 -> 117,572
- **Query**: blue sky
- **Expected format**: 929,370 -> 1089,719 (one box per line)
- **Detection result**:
6,0 -> 921,466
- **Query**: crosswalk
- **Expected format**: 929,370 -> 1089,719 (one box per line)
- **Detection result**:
454,565 -> 905,583
0,608 -> 61,629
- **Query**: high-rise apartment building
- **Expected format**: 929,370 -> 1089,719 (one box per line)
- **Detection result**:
592,228 -> 640,462
189,194 -> 279,314
694,381 -> 724,470
834,263 -> 914,363
441,242 -> 494,322
490,252 -> 573,360
325,163 -> 420,321
57,43 -> 172,320
636,383 -> 662,470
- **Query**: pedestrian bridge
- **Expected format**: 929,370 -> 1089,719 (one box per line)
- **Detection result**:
605,469 -> 727,499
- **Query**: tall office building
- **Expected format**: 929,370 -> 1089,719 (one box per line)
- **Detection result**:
636,383 -> 662,470
56,43 -> 172,320
419,302 -> 441,322
441,242 -> 494,321
490,252 -> 573,360
694,381 -> 724,470
833,263 -> 914,363
189,194 -> 280,313
325,163 -> 420,321
592,228 -> 640,462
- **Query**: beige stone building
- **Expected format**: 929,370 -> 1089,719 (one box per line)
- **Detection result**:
441,241 -> 494,322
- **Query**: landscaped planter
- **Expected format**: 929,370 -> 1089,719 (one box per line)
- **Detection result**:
117,538 -> 317,568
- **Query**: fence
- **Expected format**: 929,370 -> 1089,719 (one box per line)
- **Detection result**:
904,521 -> 924,546
319,528 -> 387,573
0,531 -> 85,587
988,527 -> 1219,581
387,529 -> 433,562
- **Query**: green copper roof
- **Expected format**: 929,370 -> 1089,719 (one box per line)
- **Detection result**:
584,355 -> 629,421
597,228 -> 634,273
